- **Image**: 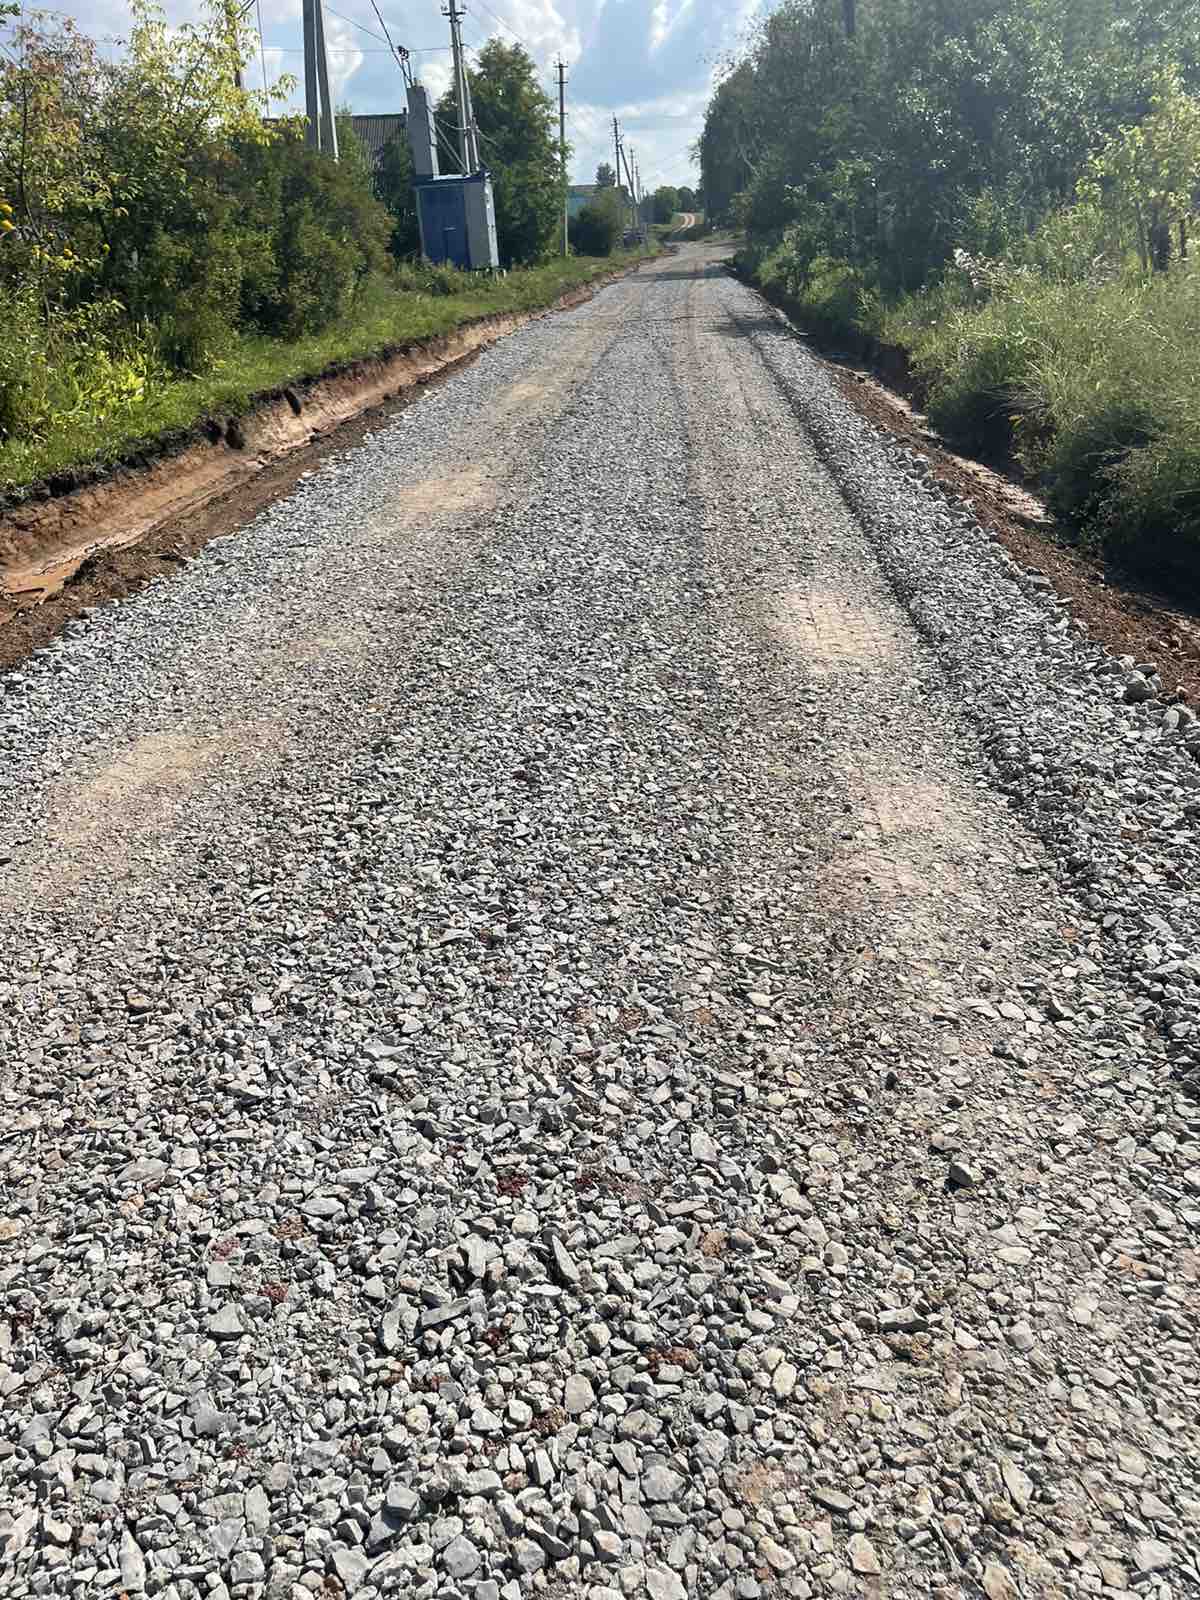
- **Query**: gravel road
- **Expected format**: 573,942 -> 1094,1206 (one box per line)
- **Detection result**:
3,245 -> 1200,1600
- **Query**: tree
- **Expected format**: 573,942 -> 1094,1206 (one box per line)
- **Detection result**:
0,1 -> 389,376
1079,63 -> 1200,269
373,134 -> 420,259
652,184 -> 680,222
698,0 -> 1200,290
595,161 -> 616,188
699,60 -> 759,225
440,40 -> 563,263
570,187 -> 621,255
336,107 -> 376,188
677,185 -> 697,211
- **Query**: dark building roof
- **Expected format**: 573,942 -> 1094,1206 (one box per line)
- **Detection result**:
350,113 -> 408,166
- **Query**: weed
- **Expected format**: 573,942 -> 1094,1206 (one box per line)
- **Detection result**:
0,250 -> 655,494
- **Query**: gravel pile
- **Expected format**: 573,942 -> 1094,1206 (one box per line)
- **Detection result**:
1,250 -> 1198,1600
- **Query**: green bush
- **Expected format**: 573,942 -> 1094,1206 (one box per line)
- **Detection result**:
391,260 -> 471,297
0,286 -> 162,445
796,255 -> 881,343
919,315 -> 1037,454
753,241 -> 881,347
569,201 -> 620,258
883,256 -> 1200,586
0,283 -> 50,440
232,137 -> 392,340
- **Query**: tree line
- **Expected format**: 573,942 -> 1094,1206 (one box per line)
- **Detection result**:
698,0 -> 1200,588
0,3 -> 569,446
701,0 -> 1200,291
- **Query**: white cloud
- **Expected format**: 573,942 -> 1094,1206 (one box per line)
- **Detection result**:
60,0 -> 744,188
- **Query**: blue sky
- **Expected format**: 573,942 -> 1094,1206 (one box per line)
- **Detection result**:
65,0 -> 761,190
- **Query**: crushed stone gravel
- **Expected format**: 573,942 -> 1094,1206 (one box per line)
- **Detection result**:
1,246 -> 1198,1600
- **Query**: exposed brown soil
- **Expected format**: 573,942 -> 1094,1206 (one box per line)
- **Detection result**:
830,364 -> 1200,706
0,266 -> 641,674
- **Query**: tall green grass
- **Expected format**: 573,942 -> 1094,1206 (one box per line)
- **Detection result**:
745,232 -> 1200,591
0,250 -> 653,494
885,264 -> 1200,582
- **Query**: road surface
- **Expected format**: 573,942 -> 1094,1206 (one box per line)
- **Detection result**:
2,245 -> 1199,1600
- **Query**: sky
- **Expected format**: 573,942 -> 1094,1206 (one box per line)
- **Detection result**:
60,0 -> 763,191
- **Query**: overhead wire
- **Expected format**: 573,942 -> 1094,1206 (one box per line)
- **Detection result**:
325,6 -> 390,45
255,0 -> 270,110
468,0 -> 538,56
636,138 -> 700,186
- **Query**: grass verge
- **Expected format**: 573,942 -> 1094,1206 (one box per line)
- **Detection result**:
741,242 -> 1200,596
0,250 -> 655,496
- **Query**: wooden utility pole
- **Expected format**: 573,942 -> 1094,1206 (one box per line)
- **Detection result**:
557,61 -> 568,256
613,117 -> 624,227
843,0 -> 855,38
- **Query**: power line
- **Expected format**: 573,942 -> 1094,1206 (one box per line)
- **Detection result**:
470,0 -> 535,54
635,139 -> 700,185
265,40 -> 450,52
455,0 -> 559,73
256,0 -> 269,109
325,7 -> 390,45
265,45 -> 410,53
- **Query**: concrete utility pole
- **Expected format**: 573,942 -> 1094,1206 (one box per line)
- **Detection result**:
557,61 -> 568,257
302,0 -> 338,157
619,139 -> 637,234
315,0 -> 338,158
446,0 -> 480,174
303,0 -> 319,147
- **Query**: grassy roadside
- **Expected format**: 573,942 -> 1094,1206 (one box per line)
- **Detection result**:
741,246 -> 1200,596
0,249 -> 656,497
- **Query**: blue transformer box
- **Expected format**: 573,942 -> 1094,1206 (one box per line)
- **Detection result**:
415,173 -> 499,271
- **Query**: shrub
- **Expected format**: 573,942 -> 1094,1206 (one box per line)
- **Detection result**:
154,303 -> 233,376
795,255 -> 881,343
0,283 -> 51,440
392,260 -> 471,297
233,137 -> 392,340
0,286 -> 162,444
753,242 -> 881,347
570,201 -> 620,258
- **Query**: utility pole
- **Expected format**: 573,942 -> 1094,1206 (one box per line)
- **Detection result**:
446,0 -> 479,173
556,60 -> 568,257
619,139 -> 637,235
843,0 -> 855,37
613,116 -> 624,228
301,0 -> 338,157
315,0 -> 338,159
303,0 -> 319,148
